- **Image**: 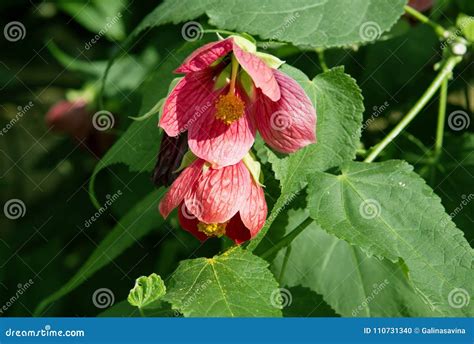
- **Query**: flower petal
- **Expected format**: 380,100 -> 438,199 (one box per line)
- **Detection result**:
188,90 -> 256,167
178,203 -> 209,241
175,39 -> 233,74
233,42 -> 280,101
186,161 -> 250,224
239,181 -> 267,237
225,214 -> 251,244
158,159 -> 204,218
159,70 -> 216,137
254,70 -> 316,153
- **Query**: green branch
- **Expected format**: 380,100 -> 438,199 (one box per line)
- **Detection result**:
261,217 -> 313,260
364,56 -> 461,163
434,78 -> 448,157
404,5 -> 450,38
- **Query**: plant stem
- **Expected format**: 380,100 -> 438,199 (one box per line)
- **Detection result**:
261,217 -> 313,260
202,29 -> 237,36
404,5 -> 450,38
316,49 -> 329,72
434,78 -> 448,157
278,246 -> 292,283
364,56 -> 461,163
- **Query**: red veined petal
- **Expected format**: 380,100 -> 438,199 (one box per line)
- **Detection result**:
185,161 -> 251,224
159,69 -> 216,137
188,89 -> 255,167
254,69 -> 316,153
239,181 -> 267,237
233,42 -> 280,101
158,159 -> 204,218
175,38 -> 233,74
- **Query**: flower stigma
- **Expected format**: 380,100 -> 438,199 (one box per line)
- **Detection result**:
197,222 -> 227,237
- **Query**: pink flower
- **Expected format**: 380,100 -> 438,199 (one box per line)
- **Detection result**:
46,99 -> 93,140
158,158 -> 267,244
159,36 -> 316,167
45,99 -> 115,157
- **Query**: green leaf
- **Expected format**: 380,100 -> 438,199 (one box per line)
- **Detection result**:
57,0 -> 126,41
163,247 -> 282,316
248,66 -> 363,250
34,190 -> 165,316
457,14 -> 474,42
306,160 -> 474,316
282,286 -> 338,317
128,273 -> 166,309
128,0 -> 406,49
271,207 -> 438,317
207,0 -> 406,48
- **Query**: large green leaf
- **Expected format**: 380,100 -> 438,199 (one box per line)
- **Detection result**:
163,247 -> 282,316
248,66 -> 363,250
129,0 -> 406,49
307,160 -> 474,316
207,0 -> 406,48
272,207 -> 438,317
34,190 -> 165,316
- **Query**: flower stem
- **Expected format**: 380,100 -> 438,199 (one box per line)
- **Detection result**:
261,217 -> 313,260
364,56 -> 461,163
404,5 -> 449,38
434,78 -> 448,157
278,246 -> 292,283
316,49 -> 329,72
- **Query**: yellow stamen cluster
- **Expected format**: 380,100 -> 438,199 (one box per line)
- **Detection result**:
215,93 -> 245,125
197,222 -> 227,237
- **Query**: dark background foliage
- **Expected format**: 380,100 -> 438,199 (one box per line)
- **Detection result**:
0,0 -> 472,317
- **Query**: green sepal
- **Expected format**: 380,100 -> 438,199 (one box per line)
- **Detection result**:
255,52 -> 285,69
174,150 -> 198,173
243,152 -> 264,186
